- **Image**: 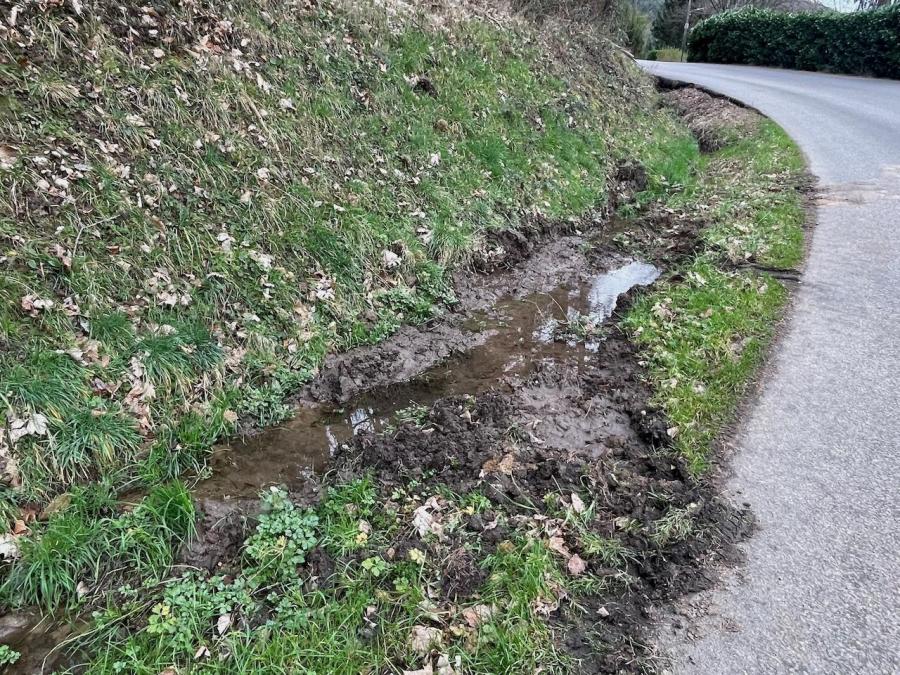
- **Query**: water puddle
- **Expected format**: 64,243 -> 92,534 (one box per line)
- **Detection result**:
194,260 -> 659,500
0,611 -> 81,674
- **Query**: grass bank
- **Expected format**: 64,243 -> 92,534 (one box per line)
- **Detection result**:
0,0 -> 650,509
625,90 -> 806,472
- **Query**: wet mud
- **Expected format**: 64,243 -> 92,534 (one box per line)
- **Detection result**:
175,198 -> 744,673
0,611 -> 81,675
194,250 -> 660,502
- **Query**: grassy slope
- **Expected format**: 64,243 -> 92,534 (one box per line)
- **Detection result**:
0,2 -> 648,506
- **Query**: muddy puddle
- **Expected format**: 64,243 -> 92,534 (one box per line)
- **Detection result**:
194,260 -> 660,501
0,610 -> 81,675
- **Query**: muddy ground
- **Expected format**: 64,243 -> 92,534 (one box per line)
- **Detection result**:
180,176 -> 753,672
660,85 -> 758,152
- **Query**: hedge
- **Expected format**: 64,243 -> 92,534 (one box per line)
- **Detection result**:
688,6 -> 900,78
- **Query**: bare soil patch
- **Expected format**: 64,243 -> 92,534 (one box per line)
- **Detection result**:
661,87 -> 758,152
178,193 -> 747,671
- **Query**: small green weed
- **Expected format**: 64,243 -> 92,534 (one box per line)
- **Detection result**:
0,645 -> 19,667
244,487 -> 318,582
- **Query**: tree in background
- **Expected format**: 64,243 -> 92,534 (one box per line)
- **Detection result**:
618,1 -> 655,55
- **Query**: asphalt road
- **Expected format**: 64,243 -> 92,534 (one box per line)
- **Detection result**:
638,62 -> 900,674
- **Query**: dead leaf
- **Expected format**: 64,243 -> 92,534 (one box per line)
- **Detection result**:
547,536 -> 571,559
409,625 -> 443,655
0,534 -> 20,560
436,654 -> 457,675
41,493 -> 72,519
0,144 -> 17,170
412,496 -> 444,539
382,249 -> 401,269
567,554 -> 587,576
216,613 -> 232,635
570,493 -> 585,514
461,604 -> 495,628
480,452 -> 518,476
20,294 -> 54,316
532,581 -> 567,616
8,413 -> 50,444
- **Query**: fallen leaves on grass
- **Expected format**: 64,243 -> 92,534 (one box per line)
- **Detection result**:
20,294 -> 54,316
409,625 -> 443,655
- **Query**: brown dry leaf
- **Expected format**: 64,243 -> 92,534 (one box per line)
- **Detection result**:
20,294 -> 54,317
40,493 -> 72,519
435,654 -> 457,675
567,554 -> 587,576
90,378 -> 118,396
497,539 -> 514,553
216,613 -> 232,635
570,492 -> 585,514
62,297 -> 81,317
0,144 -> 16,170
409,625 -> 443,655
547,536 -> 571,559
12,519 -> 28,535
461,604 -> 495,628
532,581 -> 567,616
480,452 -> 518,476
52,243 -> 72,269
412,496 -> 444,539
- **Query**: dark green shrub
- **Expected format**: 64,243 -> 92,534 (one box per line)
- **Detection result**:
689,6 -> 900,78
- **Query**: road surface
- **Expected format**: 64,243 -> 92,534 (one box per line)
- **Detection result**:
638,62 -> 900,674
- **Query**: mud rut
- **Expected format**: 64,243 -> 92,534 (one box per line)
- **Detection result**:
179,200 -> 752,671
